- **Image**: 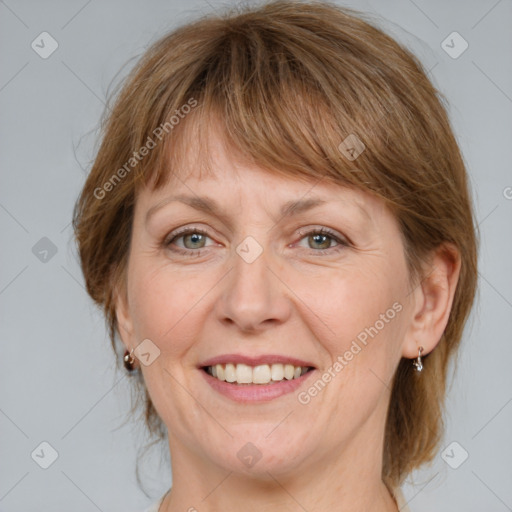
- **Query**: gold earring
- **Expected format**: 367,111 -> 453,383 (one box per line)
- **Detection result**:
123,348 -> 136,371
412,346 -> 424,372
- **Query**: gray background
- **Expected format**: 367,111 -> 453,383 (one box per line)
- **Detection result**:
1,0 -> 511,511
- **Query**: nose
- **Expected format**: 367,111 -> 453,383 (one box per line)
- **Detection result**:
216,243 -> 292,333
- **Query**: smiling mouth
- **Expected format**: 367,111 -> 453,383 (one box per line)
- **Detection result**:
202,363 -> 315,385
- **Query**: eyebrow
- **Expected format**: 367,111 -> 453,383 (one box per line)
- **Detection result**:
145,194 -> 369,227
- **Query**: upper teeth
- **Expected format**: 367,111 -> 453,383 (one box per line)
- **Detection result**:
206,363 -> 310,384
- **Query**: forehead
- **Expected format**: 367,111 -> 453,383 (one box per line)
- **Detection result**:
139,167 -> 385,233
138,127 -> 385,222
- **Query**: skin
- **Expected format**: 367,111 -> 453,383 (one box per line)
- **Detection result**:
115,130 -> 461,512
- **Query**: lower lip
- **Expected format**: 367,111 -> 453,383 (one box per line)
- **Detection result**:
200,368 -> 316,403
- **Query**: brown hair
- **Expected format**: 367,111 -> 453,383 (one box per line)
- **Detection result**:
72,0 -> 479,491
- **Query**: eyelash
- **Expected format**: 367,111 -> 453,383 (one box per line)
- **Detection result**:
163,226 -> 349,257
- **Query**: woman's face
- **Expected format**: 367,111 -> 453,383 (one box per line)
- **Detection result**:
116,132 -> 417,478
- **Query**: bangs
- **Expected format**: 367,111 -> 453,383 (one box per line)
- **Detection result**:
130,17 -> 399,200
139,98 -> 357,193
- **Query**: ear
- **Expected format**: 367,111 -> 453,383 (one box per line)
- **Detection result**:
402,242 -> 461,359
112,273 -> 139,369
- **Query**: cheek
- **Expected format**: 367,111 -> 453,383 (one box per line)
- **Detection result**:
129,266 -> 190,345
310,271 -> 404,428
128,261 -> 222,359
306,265 -> 404,373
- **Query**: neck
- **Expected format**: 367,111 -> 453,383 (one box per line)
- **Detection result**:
160,407 -> 399,512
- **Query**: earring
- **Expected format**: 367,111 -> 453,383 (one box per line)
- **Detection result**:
123,348 -> 136,371
412,346 -> 424,372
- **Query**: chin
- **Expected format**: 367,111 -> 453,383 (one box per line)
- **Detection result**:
205,430 -> 315,478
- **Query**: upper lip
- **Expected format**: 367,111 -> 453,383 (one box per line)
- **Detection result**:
199,354 -> 316,368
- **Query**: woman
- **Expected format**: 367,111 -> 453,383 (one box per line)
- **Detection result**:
72,1 -> 478,510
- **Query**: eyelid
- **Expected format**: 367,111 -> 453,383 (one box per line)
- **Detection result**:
295,225 -> 346,241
